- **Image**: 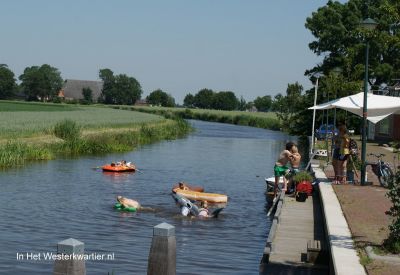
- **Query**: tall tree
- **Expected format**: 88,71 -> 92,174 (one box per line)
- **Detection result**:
82,87 -> 93,103
0,64 -> 16,99
19,64 -> 63,101
98,69 -> 142,105
238,96 -> 247,111
273,82 -> 304,130
193,88 -> 214,109
253,95 -> 272,112
212,91 -> 238,110
147,89 -> 175,107
305,0 -> 400,89
183,93 -> 195,108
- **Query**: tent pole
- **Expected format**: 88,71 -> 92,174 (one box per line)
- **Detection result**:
310,77 -> 319,154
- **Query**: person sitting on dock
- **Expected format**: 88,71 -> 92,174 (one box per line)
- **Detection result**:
198,201 -> 210,217
273,142 -> 295,195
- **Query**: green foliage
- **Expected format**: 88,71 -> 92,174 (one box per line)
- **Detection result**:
273,82 -> 304,132
53,119 -> 81,141
0,142 -> 52,167
183,93 -> 195,108
130,106 -> 281,131
0,64 -> 16,99
384,170 -> 400,253
238,96 -> 247,111
0,103 -> 162,139
193,88 -> 214,109
212,91 -> 238,110
292,171 -> 313,183
82,87 -> 93,104
147,89 -> 175,107
19,64 -> 63,101
98,68 -> 142,105
305,0 -> 400,88
53,119 -> 191,155
253,95 -> 272,112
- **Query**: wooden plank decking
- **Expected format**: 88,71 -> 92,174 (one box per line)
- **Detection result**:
260,190 -> 330,274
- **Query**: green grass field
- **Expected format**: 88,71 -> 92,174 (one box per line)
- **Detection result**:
0,101 -> 164,139
129,106 -> 281,131
131,106 -> 277,119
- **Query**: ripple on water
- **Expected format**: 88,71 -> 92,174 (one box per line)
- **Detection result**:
0,120 -> 292,274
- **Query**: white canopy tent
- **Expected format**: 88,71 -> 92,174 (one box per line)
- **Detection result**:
308,92 -> 400,123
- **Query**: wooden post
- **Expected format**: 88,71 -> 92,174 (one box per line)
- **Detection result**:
53,238 -> 86,275
147,222 -> 176,275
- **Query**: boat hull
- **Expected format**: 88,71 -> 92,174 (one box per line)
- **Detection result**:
102,164 -> 136,172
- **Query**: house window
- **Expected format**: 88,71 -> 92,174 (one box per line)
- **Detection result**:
379,118 -> 390,135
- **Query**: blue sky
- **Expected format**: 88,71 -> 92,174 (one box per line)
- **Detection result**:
0,0 -> 340,103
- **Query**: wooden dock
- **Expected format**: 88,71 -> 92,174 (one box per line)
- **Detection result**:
260,189 -> 330,274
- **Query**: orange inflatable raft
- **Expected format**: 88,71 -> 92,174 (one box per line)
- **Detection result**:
102,164 -> 136,172
173,188 -> 228,203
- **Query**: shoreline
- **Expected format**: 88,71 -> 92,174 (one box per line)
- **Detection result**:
0,118 -> 192,168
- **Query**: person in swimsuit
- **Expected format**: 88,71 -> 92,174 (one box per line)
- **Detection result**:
273,142 -> 295,195
336,125 -> 350,184
287,145 -> 301,192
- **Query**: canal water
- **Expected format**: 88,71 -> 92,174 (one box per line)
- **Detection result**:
0,120 -> 293,274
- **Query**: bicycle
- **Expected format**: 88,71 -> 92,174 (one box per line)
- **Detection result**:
365,153 -> 394,188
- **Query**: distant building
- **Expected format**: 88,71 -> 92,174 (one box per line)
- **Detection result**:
134,99 -> 149,106
58,79 -> 103,102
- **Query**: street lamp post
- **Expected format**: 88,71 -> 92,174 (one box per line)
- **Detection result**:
360,18 -> 378,186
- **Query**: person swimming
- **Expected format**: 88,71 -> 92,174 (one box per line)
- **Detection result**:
198,201 -> 210,217
117,196 -> 141,209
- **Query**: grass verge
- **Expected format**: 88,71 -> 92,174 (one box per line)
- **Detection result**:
126,106 -> 281,131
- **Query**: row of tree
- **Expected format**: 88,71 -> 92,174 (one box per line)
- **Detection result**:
0,64 -> 63,101
0,63 -> 281,111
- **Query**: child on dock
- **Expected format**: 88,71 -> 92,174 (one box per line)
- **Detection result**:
273,142 -> 295,195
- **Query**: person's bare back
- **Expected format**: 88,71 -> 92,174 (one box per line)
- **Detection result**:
117,196 -> 141,209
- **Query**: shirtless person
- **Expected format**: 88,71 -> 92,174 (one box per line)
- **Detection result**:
287,145 -> 301,192
116,196 -> 155,211
117,196 -> 141,209
274,142 -> 295,195
290,146 -> 301,173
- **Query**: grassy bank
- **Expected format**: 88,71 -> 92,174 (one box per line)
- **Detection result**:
125,106 -> 281,131
0,101 -> 192,167
0,101 -> 162,139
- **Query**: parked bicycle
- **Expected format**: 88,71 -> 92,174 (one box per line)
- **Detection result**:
366,153 -> 394,188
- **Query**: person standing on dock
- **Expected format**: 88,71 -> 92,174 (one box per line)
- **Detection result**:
273,142 -> 295,195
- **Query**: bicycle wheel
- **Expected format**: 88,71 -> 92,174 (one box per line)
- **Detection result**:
378,165 -> 394,188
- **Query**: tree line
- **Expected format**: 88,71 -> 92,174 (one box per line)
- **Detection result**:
0,63 -> 290,112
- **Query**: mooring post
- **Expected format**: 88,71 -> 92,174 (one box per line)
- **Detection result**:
53,238 -> 86,275
147,222 -> 176,275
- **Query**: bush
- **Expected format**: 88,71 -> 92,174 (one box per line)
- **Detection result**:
293,171 -> 313,183
53,119 -> 81,141
384,171 -> 400,253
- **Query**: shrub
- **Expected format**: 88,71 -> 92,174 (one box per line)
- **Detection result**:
293,171 -> 313,183
53,119 -> 81,141
384,171 -> 400,253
